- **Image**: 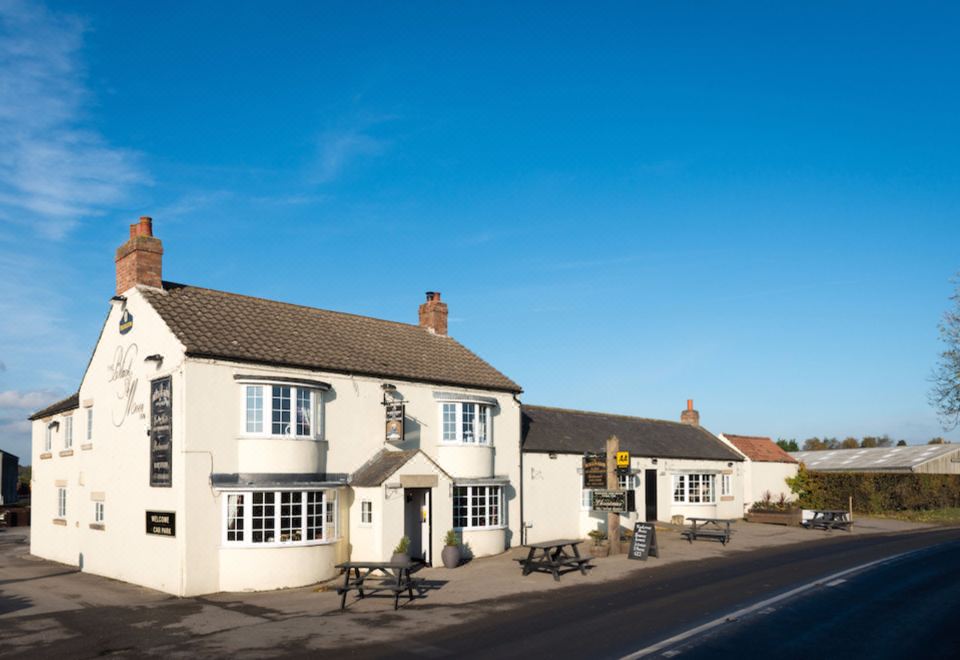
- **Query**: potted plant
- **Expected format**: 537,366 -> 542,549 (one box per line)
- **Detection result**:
588,529 -> 609,557
441,529 -> 461,568
392,535 -> 411,564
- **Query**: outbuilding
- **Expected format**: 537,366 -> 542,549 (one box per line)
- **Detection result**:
718,434 -> 799,512
790,444 -> 960,474
521,401 -> 745,543
30,218 -> 522,596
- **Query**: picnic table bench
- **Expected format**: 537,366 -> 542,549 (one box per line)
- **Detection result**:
516,539 -> 593,582
334,560 -> 417,610
802,509 -> 853,532
681,518 -> 735,545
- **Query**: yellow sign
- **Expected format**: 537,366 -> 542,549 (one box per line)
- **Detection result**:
616,451 -> 630,468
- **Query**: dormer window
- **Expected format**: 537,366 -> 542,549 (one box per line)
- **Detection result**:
440,401 -> 492,445
241,383 -> 323,439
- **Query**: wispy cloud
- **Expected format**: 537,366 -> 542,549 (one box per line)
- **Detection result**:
311,125 -> 391,184
0,387 -> 62,410
0,0 -> 147,238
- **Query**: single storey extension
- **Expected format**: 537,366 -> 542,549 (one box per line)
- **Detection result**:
717,434 -> 799,512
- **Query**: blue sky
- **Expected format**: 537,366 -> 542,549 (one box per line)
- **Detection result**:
1,1 -> 959,461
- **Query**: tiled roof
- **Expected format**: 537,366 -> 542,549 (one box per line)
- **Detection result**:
141,282 -> 521,393
350,449 -> 418,487
28,392 -> 79,421
723,434 -> 798,464
522,405 -> 743,462
791,444 -> 960,472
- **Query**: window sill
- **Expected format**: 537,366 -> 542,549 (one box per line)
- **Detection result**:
60,449 -> 74,457
238,435 -> 327,443
81,443 -> 94,451
40,452 -> 52,460
454,525 -> 506,533
720,496 -> 735,502
221,537 -> 340,549
439,441 -> 492,448
671,502 -> 718,506
89,523 -> 105,531
53,518 -> 67,526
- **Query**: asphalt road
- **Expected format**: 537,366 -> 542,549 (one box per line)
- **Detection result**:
345,527 -> 960,660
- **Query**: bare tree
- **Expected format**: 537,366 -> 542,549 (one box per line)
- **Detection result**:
931,276 -> 960,430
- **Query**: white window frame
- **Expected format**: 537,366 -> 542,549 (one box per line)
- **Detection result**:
94,501 -> 105,523
86,407 -> 94,442
63,415 -> 73,449
672,473 -> 717,504
452,485 -> 504,530
44,424 -> 53,452
57,488 -> 67,518
239,384 -> 323,440
438,401 -> 493,445
721,474 -> 731,497
360,500 -> 373,526
221,488 -> 338,547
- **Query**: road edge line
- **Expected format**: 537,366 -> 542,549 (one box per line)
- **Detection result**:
619,546 -> 924,659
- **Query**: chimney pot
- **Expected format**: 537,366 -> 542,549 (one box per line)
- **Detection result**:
687,399 -> 694,411
418,290 -> 448,335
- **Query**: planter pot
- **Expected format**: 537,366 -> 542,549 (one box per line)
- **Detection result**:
591,543 -> 610,558
745,510 -> 802,526
441,545 -> 461,568
391,552 -> 411,564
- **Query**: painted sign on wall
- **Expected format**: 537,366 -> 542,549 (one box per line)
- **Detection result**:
150,376 -> 172,487
145,510 -> 176,536
582,452 -> 607,489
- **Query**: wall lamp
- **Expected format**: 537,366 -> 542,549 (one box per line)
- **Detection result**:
144,354 -> 164,363
48,421 -> 60,431
110,295 -> 127,304
727,462 -> 734,468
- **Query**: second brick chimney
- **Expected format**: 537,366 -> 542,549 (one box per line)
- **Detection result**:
418,291 -> 448,335
680,399 -> 700,426
115,217 -> 163,295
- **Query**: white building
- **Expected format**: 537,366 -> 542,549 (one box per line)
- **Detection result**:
717,434 -> 799,512
30,218 -> 522,596
521,401 -> 745,542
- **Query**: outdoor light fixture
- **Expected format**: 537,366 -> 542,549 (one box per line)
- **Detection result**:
381,383 -> 396,391
48,421 -> 60,431
110,295 -> 127,304
144,354 -> 163,363
549,452 -> 558,459
727,462 -> 734,468
651,458 -> 658,465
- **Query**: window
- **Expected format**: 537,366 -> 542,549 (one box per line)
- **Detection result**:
721,474 -> 731,497
86,408 -> 94,442
242,384 -> 321,438
94,501 -> 105,523
618,473 -> 636,490
57,488 -> 67,518
672,473 -> 717,504
224,490 -> 337,545
452,485 -> 503,530
64,416 -> 73,449
360,500 -> 373,525
45,425 -> 52,452
439,402 -> 493,445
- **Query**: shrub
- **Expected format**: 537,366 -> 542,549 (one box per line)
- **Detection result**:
444,529 -> 459,547
394,536 -> 411,554
790,469 -> 960,513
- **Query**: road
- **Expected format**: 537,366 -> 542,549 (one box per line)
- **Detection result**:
346,527 -> 960,659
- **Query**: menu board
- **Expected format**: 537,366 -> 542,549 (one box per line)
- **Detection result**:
629,522 -> 659,561
150,376 -> 172,487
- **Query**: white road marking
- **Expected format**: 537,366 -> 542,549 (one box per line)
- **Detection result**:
620,548 -> 921,659
825,579 -> 847,587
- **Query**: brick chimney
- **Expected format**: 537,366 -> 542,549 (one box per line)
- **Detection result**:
680,399 -> 700,426
115,217 -> 163,295
418,291 -> 448,335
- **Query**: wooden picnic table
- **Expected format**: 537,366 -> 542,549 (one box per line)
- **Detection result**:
334,560 -> 417,610
516,539 -> 593,582
802,509 -> 853,532
681,517 -> 735,545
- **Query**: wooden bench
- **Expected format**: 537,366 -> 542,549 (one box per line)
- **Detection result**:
682,518 -> 734,545
334,561 -> 417,610
517,539 -> 594,582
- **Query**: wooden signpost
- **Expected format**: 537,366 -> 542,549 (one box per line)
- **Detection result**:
606,436 -> 621,554
629,522 -> 659,561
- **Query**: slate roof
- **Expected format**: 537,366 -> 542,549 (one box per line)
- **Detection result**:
350,449 -> 419,487
791,444 -> 960,472
723,434 -> 798,464
522,405 -> 744,462
28,392 -> 79,421
140,282 -> 520,393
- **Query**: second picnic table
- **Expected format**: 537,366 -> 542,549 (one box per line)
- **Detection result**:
802,509 -> 853,531
516,539 -> 593,582
681,517 -> 735,545
334,560 -> 417,610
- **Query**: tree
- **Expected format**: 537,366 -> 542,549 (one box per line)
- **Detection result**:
777,439 -> 799,452
929,437 -> 947,445
860,436 -> 878,448
896,439 -> 908,447
803,437 -> 826,451
841,437 -> 859,449
877,435 -> 893,448
931,276 -> 960,430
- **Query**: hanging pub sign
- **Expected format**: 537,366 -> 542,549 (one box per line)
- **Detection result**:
119,309 -> 134,335
591,490 -> 628,512
145,510 -> 176,537
582,452 -> 607,489
385,402 -> 405,443
150,376 -> 173,487
629,522 -> 659,561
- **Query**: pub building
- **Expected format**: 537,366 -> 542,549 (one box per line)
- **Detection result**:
30,218 -> 522,596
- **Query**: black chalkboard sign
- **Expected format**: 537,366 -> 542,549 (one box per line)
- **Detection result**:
145,510 -> 176,537
582,452 -> 607,489
150,376 -> 172,487
629,522 -> 659,560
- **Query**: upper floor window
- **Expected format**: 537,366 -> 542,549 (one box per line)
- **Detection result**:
63,416 -> 73,449
44,424 -> 53,452
86,408 -> 94,442
57,488 -> 67,518
94,501 -> 105,523
440,402 -> 492,445
242,384 -> 322,439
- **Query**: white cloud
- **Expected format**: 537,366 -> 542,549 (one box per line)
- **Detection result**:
0,388 -> 63,410
312,127 -> 389,184
0,0 -> 148,238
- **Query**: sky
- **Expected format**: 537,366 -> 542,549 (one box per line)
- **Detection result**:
1,0 -> 959,461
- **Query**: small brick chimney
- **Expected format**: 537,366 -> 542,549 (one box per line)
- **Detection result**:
680,399 -> 700,426
115,217 -> 163,295
418,291 -> 448,335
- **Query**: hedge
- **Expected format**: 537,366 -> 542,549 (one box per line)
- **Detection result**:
789,468 -> 960,513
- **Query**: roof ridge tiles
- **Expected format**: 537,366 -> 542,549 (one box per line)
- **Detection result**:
523,404 -> 695,428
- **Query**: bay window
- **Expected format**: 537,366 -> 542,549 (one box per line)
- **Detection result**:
439,402 -> 492,445
223,489 -> 337,546
242,384 -> 322,439
452,485 -> 503,530
672,473 -> 717,504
